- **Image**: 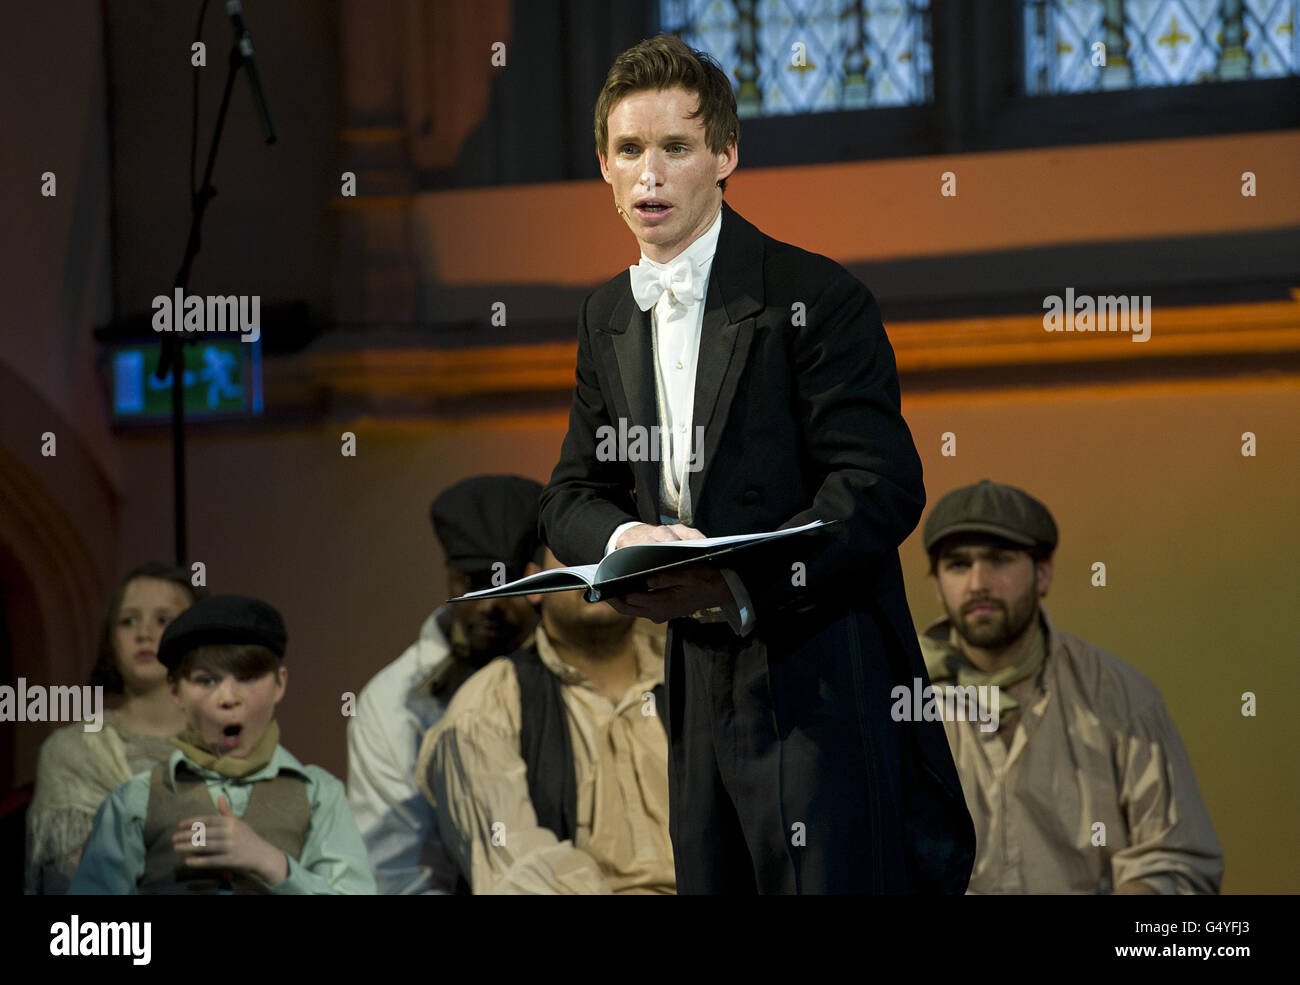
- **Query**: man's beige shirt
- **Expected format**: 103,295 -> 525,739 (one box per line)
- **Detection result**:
415,622 -> 674,894
920,607 -> 1223,894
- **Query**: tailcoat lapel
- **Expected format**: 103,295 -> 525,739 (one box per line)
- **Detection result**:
603,291 -> 658,518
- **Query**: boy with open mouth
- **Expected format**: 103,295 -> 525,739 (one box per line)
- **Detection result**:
70,595 -> 375,894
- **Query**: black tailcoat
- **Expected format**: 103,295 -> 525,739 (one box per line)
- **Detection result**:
540,202 -> 974,893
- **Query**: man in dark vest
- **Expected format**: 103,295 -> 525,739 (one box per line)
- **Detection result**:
348,475 -> 544,894
70,596 -> 375,894
416,549 -> 673,893
539,34 -> 974,892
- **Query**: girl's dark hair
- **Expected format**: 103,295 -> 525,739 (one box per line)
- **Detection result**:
171,643 -> 281,683
91,562 -> 206,692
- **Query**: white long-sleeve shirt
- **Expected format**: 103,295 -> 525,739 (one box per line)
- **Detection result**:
346,609 -> 461,894
605,207 -> 754,635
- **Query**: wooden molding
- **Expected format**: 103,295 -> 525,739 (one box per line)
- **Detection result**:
269,290 -> 1300,409
888,288 -> 1300,371
297,343 -> 580,398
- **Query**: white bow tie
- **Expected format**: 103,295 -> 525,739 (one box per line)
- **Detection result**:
629,255 -> 706,311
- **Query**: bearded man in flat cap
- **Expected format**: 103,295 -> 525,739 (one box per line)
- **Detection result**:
920,479 -> 1223,894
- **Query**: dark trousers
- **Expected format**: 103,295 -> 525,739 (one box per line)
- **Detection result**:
665,612 -> 910,894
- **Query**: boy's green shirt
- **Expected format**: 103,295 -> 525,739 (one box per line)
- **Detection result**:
68,742 -> 376,895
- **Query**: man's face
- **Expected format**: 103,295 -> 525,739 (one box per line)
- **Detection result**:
933,538 -> 1051,650
171,665 -> 286,758
599,86 -> 737,263
531,549 -> 634,639
447,566 -> 539,664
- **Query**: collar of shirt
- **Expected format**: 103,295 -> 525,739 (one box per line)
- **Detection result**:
921,604 -> 1060,677
921,607 -> 1055,751
425,619 -> 538,702
164,742 -> 309,789
637,205 -> 724,292
428,615 -> 474,699
533,622 -> 664,710
409,607 -> 458,699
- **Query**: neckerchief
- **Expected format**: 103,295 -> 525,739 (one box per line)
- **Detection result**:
170,720 -> 279,779
924,617 -> 1047,725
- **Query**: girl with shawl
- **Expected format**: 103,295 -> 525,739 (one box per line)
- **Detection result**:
25,562 -> 203,893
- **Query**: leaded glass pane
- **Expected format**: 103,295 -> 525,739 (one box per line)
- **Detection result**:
1023,0 -> 1300,94
660,0 -> 933,117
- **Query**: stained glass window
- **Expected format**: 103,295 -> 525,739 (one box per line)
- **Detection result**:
1023,0 -> 1300,94
659,0 -> 933,117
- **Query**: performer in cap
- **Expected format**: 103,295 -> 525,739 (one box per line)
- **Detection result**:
69,595 -> 375,894
919,479 -> 1224,893
26,563 -> 201,894
346,474 -> 544,894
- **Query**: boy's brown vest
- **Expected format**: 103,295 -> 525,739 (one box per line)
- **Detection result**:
139,761 -> 310,894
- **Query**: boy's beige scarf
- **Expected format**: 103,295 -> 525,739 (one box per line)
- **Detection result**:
170,720 -> 279,779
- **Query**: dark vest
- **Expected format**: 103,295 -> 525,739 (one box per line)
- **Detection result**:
139,761 -> 310,894
453,644 -> 666,893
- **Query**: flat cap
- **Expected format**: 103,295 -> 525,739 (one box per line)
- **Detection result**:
923,479 -> 1058,554
430,474 -> 543,577
158,595 -> 287,671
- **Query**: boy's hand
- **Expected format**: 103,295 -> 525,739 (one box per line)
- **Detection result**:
174,795 -> 290,887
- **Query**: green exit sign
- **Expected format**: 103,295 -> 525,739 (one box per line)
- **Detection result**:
108,338 -> 262,422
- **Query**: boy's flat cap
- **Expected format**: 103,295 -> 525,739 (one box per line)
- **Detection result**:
158,595 -> 287,671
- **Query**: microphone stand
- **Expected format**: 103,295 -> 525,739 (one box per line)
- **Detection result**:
156,8 -> 275,566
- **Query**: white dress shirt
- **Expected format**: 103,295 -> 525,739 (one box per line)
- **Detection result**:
346,609 -> 461,893
605,207 -> 755,635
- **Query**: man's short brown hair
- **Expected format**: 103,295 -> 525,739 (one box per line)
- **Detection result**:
594,33 -> 739,192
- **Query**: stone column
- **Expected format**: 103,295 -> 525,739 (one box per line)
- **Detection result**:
735,0 -> 763,118
1100,0 -> 1133,90
335,0 -> 418,327
1217,0 -> 1250,80
841,0 -> 871,109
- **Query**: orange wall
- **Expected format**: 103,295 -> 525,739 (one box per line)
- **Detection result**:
95,371 -> 1300,892
412,131 -> 1300,285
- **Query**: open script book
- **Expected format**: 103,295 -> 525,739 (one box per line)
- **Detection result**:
447,519 -> 840,604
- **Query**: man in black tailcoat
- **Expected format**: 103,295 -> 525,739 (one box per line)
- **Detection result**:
539,34 -> 974,893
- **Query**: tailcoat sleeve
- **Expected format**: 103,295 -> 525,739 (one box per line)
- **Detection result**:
739,271 -> 925,626
540,293 -> 642,566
